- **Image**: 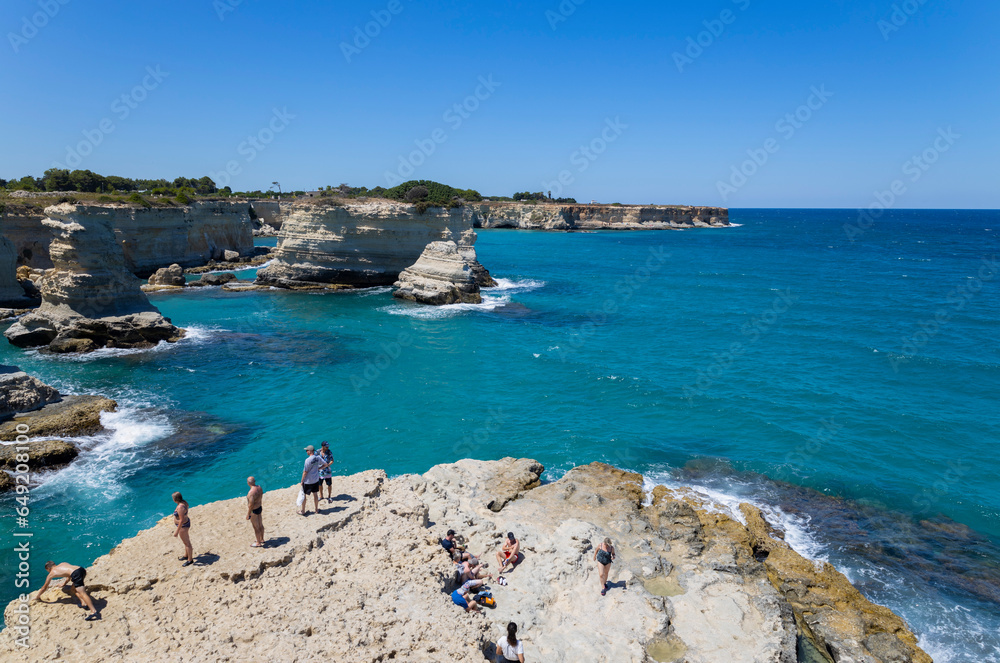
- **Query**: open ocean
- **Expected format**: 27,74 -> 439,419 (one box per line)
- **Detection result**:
1,209 -> 998,660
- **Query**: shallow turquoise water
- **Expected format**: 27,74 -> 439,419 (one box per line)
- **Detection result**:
1,210 -> 998,660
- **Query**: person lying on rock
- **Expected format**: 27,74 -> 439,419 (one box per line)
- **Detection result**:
496,532 -> 520,574
36,561 -> 100,621
451,578 -> 487,613
594,537 -> 616,596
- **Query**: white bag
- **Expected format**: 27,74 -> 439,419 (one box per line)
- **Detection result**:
296,488 -> 305,508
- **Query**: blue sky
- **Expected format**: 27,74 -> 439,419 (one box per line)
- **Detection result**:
1,0 -> 997,207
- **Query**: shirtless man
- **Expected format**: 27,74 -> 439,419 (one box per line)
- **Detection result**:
496,532 -> 520,574
246,476 -> 265,548
36,561 -> 99,621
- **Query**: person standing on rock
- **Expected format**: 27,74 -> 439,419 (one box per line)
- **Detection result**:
246,476 -> 265,548
495,622 -> 526,662
35,561 -> 100,621
299,445 -> 328,516
173,492 -> 194,566
318,441 -> 335,501
497,532 -> 520,574
594,537 -> 615,596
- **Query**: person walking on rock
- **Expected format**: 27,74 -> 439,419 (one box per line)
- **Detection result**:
246,476 -> 265,548
594,537 -> 615,596
299,445 -> 328,516
496,532 -> 520,574
173,492 -> 194,566
495,622 -> 526,662
36,561 -> 100,621
318,441 -> 335,501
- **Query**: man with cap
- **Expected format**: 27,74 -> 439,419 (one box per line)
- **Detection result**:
317,441 -> 335,502
299,445 -> 329,516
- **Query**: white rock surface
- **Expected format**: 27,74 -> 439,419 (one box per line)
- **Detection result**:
0,365 -> 61,418
468,203 -> 730,230
257,201 -> 477,287
4,205 -> 184,353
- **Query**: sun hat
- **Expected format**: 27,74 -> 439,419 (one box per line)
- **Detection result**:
304,445 -> 315,452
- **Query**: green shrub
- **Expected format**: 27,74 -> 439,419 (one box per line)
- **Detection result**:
56,196 -> 79,205
176,192 -> 192,205
97,195 -> 113,203
127,192 -> 152,208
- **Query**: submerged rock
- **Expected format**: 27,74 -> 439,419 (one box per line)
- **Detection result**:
0,458 -> 930,662
3,204 -> 185,353
393,230 -> 495,305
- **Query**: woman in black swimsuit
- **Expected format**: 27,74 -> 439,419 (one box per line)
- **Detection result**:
172,492 -> 193,566
594,537 -> 615,596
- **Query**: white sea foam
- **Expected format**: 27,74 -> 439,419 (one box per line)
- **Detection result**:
640,470 -> 828,563
356,286 -> 394,297
381,278 -> 544,319
32,406 -> 174,499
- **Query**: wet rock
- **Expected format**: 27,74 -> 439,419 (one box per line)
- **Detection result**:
0,395 -> 117,441
148,264 -> 186,287
0,439 -> 78,470
0,366 -> 61,418
199,272 -> 237,286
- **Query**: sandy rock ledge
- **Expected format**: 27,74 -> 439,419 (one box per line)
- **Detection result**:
0,459 -> 930,663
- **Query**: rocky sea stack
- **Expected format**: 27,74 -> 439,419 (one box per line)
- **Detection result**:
3,204 -> 184,353
257,200 -> 485,288
0,459 -> 930,662
393,230 -> 496,305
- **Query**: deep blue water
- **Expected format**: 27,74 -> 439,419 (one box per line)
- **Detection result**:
1,209 -> 998,660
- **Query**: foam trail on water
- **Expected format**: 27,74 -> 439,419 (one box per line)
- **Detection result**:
34,407 -> 175,500
380,278 -> 544,319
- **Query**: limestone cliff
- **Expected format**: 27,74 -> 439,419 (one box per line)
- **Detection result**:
468,202 -> 729,230
4,204 -> 184,353
257,201 -> 477,287
393,230 -> 494,305
1,201 -> 252,276
0,459 -> 930,663
0,235 -> 30,307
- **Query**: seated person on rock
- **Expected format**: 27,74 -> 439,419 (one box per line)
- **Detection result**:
441,529 -> 465,554
454,550 -> 488,582
496,532 -> 520,573
451,578 -> 487,613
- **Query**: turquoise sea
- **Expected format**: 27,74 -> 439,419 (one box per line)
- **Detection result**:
1,210 -> 998,661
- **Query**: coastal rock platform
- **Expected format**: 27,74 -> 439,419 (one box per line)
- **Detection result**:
0,459 -> 930,662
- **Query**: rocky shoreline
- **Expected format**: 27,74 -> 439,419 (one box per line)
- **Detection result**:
0,458 -> 930,662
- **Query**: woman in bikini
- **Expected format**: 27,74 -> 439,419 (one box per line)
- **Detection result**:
172,492 -> 194,566
594,537 -> 615,596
